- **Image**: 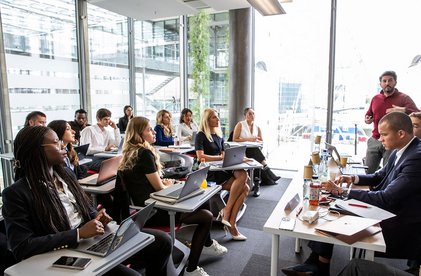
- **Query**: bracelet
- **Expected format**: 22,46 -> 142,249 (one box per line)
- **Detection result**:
351,175 -> 355,183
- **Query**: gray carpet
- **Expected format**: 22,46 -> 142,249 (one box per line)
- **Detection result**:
181,177 -> 408,276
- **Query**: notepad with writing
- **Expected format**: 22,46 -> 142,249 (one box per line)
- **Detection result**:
315,215 -> 381,245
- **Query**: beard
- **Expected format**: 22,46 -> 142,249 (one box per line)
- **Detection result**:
384,86 -> 394,94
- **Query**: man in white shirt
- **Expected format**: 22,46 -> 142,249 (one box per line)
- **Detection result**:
80,108 -> 121,155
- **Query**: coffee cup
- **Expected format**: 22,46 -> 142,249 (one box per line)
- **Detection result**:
340,156 -> 348,168
311,152 -> 320,165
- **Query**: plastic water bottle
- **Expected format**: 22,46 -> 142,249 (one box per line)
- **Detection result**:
198,158 -> 208,188
319,149 -> 329,180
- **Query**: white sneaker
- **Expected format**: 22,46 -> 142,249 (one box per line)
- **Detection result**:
184,266 -> 209,276
201,239 -> 228,256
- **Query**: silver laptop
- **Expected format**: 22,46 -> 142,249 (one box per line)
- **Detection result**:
109,139 -> 124,154
209,145 -> 246,168
190,131 -> 198,146
150,166 -> 209,204
74,202 -> 155,257
79,155 -> 122,186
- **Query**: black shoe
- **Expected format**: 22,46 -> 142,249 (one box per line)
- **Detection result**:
253,183 -> 260,197
281,264 -> 319,276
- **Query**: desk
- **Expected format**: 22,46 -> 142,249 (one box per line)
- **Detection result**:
263,170 -> 386,276
157,146 -> 195,169
0,152 -> 15,189
4,231 -> 154,276
145,185 -> 221,243
81,179 -> 116,206
93,152 -> 122,159
209,159 -> 263,190
225,141 -> 263,148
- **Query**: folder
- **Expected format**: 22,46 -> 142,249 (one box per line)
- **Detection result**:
333,199 -> 396,221
315,215 -> 381,245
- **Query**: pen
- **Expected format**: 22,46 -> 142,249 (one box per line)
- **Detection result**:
296,206 -> 303,217
348,203 -> 369,208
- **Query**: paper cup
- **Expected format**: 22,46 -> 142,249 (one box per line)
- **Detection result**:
314,135 -> 321,144
303,165 -> 313,179
340,156 -> 348,168
311,152 -> 320,165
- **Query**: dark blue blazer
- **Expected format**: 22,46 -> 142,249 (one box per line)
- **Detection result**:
350,138 -> 421,259
154,125 -> 174,146
1,178 -> 96,261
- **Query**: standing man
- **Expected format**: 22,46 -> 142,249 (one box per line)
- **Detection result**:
24,111 -> 46,127
365,70 -> 419,173
68,109 -> 90,145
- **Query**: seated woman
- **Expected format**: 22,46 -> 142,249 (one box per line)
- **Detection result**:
2,126 -> 171,275
118,105 -> 134,134
233,107 -> 280,189
154,109 -> 175,146
118,116 -> 228,276
48,120 -> 88,179
195,108 -> 249,241
177,108 -> 199,143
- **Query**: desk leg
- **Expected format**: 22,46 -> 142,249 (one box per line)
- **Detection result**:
91,194 -> 97,207
168,210 -> 176,244
364,250 -> 374,261
271,234 -> 280,276
248,168 -> 254,191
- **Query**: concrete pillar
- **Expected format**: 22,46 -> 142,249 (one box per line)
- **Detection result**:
229,8 -> 252,132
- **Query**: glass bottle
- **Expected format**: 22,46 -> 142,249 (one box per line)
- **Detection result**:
309,175 -> 320,206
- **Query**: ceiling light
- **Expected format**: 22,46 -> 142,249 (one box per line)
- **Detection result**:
247,0 -> 286,16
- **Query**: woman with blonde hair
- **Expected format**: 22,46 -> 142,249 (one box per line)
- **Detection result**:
195,108 -> 249,241
154,109 -> 175,146
119,116 -> 228,276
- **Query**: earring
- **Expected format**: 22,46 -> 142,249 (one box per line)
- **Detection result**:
14,159 -> 21,169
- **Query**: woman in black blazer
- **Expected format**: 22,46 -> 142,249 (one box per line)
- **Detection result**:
2,126 -> 171,275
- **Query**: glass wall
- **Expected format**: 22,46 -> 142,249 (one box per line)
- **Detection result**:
187,12 -> 230,135
0,0 -> 80,135
87,4 -> 130,123
254,0 -> 330,170
255,0 -> 421,170
133,19 -> 181,125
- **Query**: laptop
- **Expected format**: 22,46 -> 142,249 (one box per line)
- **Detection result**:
74,143 -> 92,164
150,166 -> 209,204
74,202 -> 155,257
190,131 -> 198,146
79,155 -> 122,186
109,139 -> 124,154
208,145 -> 246,168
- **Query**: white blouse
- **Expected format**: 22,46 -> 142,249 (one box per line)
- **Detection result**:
177,122 -> 198,142
239,120 -> 259,138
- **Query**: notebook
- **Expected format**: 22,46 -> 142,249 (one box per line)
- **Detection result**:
315,215 -> 381,245
150,166 -> 209,204
208,145 -> 246,168
74,202 -> 155,257
79,155 -> 122,186
332,199 -> 396,221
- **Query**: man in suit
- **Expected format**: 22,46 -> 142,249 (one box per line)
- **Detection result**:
283,112 -> 421,276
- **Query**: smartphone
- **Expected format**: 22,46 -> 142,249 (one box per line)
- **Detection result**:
52,256 -> 92,270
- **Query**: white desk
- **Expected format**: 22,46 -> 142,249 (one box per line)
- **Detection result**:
145,185 -> 221,243
263,170 -> 386,276
80,179 -> 116,206
209,159 -> 263,190
225,141 -> 263,148
4,231 -> 154,276
93,152 -> 122,159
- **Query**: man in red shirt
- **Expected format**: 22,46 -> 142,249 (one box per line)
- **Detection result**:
365,71 -> 419,173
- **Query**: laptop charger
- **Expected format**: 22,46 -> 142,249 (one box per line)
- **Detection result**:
302,210 -> 319,224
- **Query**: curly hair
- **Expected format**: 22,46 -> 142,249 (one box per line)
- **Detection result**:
119,116 -> 162,174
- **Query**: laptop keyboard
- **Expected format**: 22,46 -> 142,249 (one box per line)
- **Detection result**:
86,233 -> 115,254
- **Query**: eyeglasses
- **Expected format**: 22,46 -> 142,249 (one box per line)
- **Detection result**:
41,140 -> 65,149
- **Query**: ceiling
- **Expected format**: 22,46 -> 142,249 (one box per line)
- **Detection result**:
87,0 -> 252,20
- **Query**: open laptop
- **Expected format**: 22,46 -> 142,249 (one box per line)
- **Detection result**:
74,143 -> 92,165
190,131 -> 198,146
208,145 -> 246,168
79,155 -> 122,186
109,139 -> 124,154
74,202 -> 155,257
150,166 -> 209,204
